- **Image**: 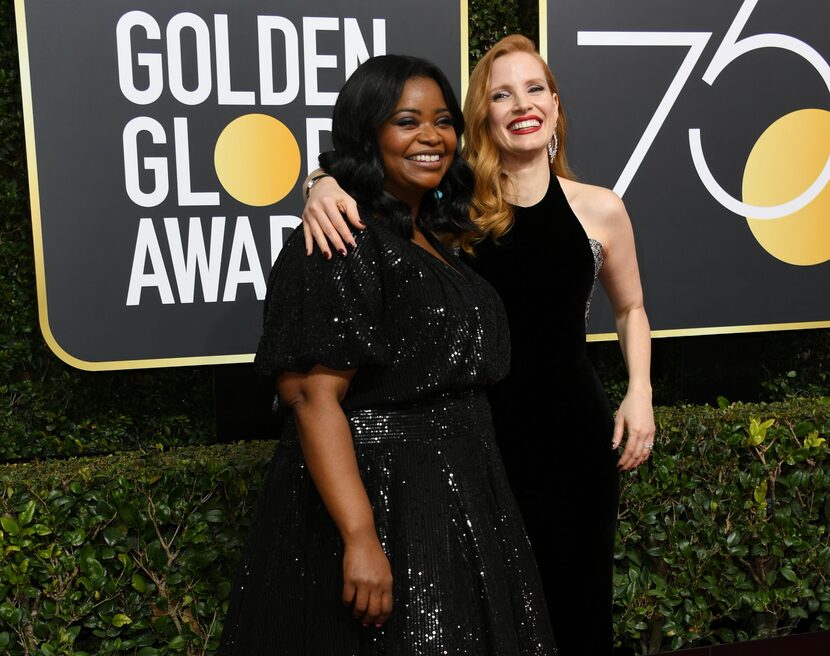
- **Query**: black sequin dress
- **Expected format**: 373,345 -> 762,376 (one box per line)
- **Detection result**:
218,215 -> 557,655
468,174 -> 620,655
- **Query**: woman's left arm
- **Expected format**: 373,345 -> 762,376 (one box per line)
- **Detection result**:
595,191 -> 655,471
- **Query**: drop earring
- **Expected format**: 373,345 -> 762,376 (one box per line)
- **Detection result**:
548,129 -> 559,164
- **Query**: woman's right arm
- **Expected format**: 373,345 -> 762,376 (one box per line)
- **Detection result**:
301,169 -> 363,258
277,365 -> 392,627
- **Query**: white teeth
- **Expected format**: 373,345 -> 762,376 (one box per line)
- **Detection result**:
510,119 -> 541,130
408,154 -> 440,162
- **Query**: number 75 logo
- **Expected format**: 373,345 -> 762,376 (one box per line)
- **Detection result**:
578,0 -> 830,265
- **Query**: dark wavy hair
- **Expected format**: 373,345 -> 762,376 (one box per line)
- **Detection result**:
319,55 -> 475,238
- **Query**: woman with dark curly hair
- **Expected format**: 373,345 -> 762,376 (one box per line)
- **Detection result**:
218,54 -> 557,655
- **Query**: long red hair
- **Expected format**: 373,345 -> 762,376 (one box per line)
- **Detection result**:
461,35 -> 574,252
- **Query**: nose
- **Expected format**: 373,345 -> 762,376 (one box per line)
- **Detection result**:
512,91 -> 531,113
418,123 -> 441,144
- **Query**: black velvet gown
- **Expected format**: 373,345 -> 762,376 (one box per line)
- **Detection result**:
467,174 -> 621,655
218,214 -> 557,655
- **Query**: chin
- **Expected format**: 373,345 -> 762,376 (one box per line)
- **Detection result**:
418,174 -> 446,189
505,144 -> 546,159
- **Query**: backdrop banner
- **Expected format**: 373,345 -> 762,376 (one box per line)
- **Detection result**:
16,0 -> 466,369
544,0 -> 830,338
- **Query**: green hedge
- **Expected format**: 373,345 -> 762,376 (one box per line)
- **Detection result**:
615,398 -> 830,653
0,369 -> 215,462
468,0 -> 533,63
0,441 -> 273,655
1,400 -> 828,655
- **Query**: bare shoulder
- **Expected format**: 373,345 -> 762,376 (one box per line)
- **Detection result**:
558,177 -> 628,230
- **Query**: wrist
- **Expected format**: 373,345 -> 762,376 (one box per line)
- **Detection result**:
304,173 -> 331,201
626,381 -> 652,397
341,521 -> 378,546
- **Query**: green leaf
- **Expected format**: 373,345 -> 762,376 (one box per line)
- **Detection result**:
0,516 -> 19,536
780,567 -> 798,583
132,573 -> 148,593
794,421 -> 815,437
754,480 -> 768,505
17,500 -> 36,527
204,508 -> 225,523
137,648 -> 159,656
67,527 -> 86,546
146,539 -> 167,570
117,502 -> 141,527
804,431 -> 826,449
101,526 -> 125,546
111,613 -> 132,627
168,635 -> 187,650
0,603 -> 18,624
82,557 -> 105,580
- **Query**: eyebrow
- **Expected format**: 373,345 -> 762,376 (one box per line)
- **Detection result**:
391,107 -> 451,116
490,79 -> 547,91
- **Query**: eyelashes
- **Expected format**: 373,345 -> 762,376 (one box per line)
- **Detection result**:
394,116 -> 455,128
490,85 -> 548,102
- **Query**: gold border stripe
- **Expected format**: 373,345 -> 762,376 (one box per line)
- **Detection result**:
538,0 -> 548,60
587,320 -> 830,343
461,0 -> 469,98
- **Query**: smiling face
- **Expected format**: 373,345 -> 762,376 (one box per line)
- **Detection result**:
487,51 -> 559,166
376,76 -> 457,214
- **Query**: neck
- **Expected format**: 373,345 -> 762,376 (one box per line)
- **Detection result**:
502,150 -> 551,207
384,185 -> 422,219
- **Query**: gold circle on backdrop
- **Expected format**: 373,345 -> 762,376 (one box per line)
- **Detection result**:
214,114 -> 301,207
743,108 -> 830,266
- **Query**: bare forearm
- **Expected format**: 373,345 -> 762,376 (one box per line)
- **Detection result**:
293,398 -> 376,543
616,305 -> 652,395
284,377 -> 391,624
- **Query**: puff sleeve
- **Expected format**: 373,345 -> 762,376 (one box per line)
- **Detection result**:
254,226 -> 389,377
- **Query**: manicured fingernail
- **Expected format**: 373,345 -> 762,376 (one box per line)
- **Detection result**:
375,624 -> 383,628
325,251 -> 332,260
338,248 -> 347,257
350,240 -> 357,248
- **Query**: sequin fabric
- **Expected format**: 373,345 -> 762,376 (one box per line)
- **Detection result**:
218,216 -> 557,655
584,238 -> 604,327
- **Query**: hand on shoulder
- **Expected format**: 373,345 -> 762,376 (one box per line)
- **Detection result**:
302,174 -> 363,258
